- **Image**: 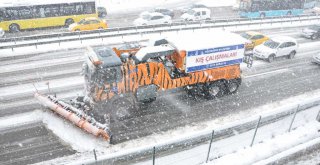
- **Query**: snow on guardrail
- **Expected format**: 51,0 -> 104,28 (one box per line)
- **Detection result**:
1,14 -> 320,50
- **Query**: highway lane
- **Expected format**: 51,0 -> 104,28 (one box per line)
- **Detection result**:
0,27 -> 320,164
0,122 -> 75,165
2,5 -> 237,38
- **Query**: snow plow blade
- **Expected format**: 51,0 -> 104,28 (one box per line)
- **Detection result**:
34,93 -> 111,141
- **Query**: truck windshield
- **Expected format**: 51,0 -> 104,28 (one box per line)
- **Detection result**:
264,40 -> 280,49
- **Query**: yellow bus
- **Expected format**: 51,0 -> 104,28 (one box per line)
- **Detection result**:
0,0 -> 106,32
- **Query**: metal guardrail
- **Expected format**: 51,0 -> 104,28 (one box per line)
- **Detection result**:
68,97 -> 320,165
1,14 -> 320,50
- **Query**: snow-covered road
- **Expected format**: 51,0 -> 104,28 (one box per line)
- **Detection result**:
1,25 -> 320,164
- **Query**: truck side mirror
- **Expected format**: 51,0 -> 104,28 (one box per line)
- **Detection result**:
120,53 -> 130,63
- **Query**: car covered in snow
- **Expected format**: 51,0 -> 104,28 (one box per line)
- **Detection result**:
0,28 -> 4,38
253,36 -> 298,62
133,12 -> 172,26
180,8 -> 211,21
312,53 -> 320,64
301,25 -> 320,40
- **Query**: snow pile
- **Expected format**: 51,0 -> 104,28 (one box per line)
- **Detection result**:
42,111 -> 110,152
206,121 -> 320,165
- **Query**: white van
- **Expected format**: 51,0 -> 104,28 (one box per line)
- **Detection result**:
181,8 -> 211,21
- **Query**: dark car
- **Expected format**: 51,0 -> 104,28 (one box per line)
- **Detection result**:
154,8 -> 174,18
301,25 -> 320,40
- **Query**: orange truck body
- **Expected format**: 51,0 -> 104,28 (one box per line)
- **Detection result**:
93,62 -> 241,101
83,31 -> 248,110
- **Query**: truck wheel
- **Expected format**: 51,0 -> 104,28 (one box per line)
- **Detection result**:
206,81 -> 226,99
9,24 -> 20,32
268,54 -> 275,63
287,11 -> 292,16
226,79 -> 241,94
111,98 -> 134,121
141,97 -> 156,104
65,18 -> 74,27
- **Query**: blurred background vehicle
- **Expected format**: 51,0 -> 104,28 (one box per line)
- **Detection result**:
239,0 -> 316,18
180,8 -> 211,21
253,36 -> 298,62
312,53 -> 320,64
240,31 -> 269,49
301,25 -> 320,39
133,12 -> 172,26
0,0 -> 99,32
68,17 -> 108,31
154,8 -> 174,18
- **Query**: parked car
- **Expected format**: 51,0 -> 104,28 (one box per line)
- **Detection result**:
253,36 -> 298,62
154,8 -> 174,18
312,53 -> 320,64
181,8 -> 211,21
0,28 -> 4,38
68,17 -> 108,32
240,31 -> 269,49
133,12 -> 172,26
301,25 -> 320,40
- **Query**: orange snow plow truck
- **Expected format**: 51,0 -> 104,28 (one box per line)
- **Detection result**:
35,31 -> 251,143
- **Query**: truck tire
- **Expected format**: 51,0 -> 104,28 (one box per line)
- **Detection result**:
206,81 -> 226,99
141,97 -> 156,104
287,11 -> 292,16
226,79 -> 241,94
9,24 -> 20,32
65,18 -> 74,27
